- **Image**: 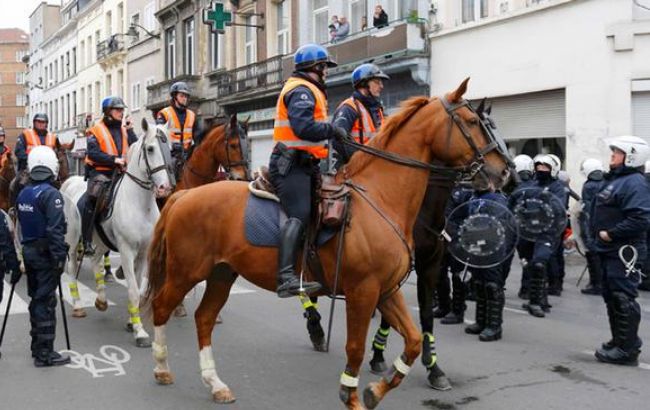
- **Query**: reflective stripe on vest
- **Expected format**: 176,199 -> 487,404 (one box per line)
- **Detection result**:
273,77 -> 329,159
340,97 -> 384,144
23,129 -> 56,154
161,107 -> 195,148
85,121 -> 128,172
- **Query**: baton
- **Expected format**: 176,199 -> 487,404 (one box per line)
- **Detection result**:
0,282 -> 16,352
575,264 -> 589,287
58,278 -> 71,350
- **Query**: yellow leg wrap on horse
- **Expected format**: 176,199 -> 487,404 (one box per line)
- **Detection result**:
68,282 -> 80,299
95,272 -> 105,286
299,294 -> 314,310
128,302 -> 142,325
104,255 -> 111,268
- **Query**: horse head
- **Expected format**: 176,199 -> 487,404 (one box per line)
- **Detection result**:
211,114 -> 250,181
56,142 -> 73,183
138,118 -> 175,198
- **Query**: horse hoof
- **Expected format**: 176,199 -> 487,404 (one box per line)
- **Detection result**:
72,308 -> 87,318
212,388 -> 236,404
125,323 -> 134,333
215,315 -> 223,324
136,337 -> 152,348
369,359 -> 387,375
95,299 -> 108,312
173,305 -> 187,318
362,384 -> 380,410
428,364 -> 452,391
154,370 -> 174,385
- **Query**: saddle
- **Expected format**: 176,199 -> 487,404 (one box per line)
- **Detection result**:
77,174 -> 124,252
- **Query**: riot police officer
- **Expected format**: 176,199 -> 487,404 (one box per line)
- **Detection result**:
16,146 -> 70,367
331,63 -> 389,164
513,154 -> 534,184
591,136 -> 650,366
270,43 -> 347,298
579,158 -> 605,295
81,96 -> 137,254
642,159 -> 650,292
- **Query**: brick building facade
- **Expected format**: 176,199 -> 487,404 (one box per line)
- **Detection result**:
0,28 -> 29,146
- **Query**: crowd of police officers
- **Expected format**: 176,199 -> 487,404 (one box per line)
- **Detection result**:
1,42 -> 649,372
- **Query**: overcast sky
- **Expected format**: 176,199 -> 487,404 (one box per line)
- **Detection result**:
0,1 -> 60,33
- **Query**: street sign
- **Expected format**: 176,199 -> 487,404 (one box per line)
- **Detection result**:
203,1 -> 232,34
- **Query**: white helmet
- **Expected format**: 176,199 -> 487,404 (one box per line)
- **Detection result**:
645,160 -> 650,173
580,158 -> 604,178
513,154 -> 534,174
533,154 -> 560,178
608,135 -> 650,168
28,145 -> 59,180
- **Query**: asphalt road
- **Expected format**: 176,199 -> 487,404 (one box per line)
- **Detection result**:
1,252 -> 649,410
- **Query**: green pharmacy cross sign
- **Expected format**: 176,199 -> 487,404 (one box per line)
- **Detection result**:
203,1 -> 232,34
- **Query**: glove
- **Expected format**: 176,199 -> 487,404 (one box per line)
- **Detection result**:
9,268 -> 22,285
333,126 -> 349,143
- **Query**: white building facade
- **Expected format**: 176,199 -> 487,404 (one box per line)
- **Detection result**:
429,0 -> 650,183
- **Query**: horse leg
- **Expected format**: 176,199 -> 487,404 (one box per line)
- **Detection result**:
363,290 -> 422,409
92,253 -> 109,312
195,273 -> 236,403
299,295 -> 326,352
121,249 -> 150,347
369,316 -> 390,374
417,271 -> 451,390
339,286 -> 380,410
66,253 -> 86,318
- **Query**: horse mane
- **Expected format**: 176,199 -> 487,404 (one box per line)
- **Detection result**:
345,96 -> 432,176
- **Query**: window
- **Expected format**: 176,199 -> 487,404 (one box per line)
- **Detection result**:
210,31 -> 224,70
72,91 -> 77,120
60,56 -> 65,80
245,16 -> 256,64
462,0 -> 488,22
312,0 -> 328,44
348,0 -> 365,33
88,35 -> 93,64
143,1 -> 157,32
184,18 -> 195,75
117,69 -> 124,97
145,77 -> 155,105
166,27 -> 176,78
80,88 -> 85,114
66,52 -> 70,78
16,50 -> 27,62
80,40 -> 85,67
117,2 -> 124,34
95,81 -> 100,112
16,94 -> 26,106
87,84 -> 92,112
72,47 -> 77,74
16,72 -> 25,84
106,74 -> 112,96
54,60 -> 58,83
44,66 -> 49,86
131,82 -> 141,110
481,0 -> 489,18
462,0 -> 475,23
54,99 -> 59,130
17,117 -> 27,128
277,2 -> 289,55
106,11 -> 113,36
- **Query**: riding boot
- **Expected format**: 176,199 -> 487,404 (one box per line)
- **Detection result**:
524,263 -> 546,318
276,218 -> 321,298
541,278 -> 552,313
595,292 -> 641,366
582,252 -> 603,295
441,274 -> 466,324
465,280 -> 486,335
518,261 -> 531,300
479,282 -> 504,342
81,200 -> 97,256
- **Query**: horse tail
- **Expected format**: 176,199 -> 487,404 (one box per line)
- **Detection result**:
145,190 -> 188,304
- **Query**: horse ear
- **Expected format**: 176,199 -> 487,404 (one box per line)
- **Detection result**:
447,77 -> 470,103
230,113 -> 238,129
476,97 -> 486,115
486,103 -> 492,116
142,118 -> 149,132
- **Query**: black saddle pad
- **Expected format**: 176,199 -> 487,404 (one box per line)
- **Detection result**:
244,194 -> 337,248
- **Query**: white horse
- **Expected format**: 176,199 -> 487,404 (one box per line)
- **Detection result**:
61,119 -> 174,347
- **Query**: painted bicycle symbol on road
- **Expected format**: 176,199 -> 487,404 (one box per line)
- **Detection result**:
60,345 -> 131,378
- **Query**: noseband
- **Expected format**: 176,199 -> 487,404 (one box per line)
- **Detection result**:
126,133 -> 174,191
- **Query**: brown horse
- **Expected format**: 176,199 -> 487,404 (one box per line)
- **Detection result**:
0,151 -> 16,211
145,79 -> 510,409
56,141 -> 73,183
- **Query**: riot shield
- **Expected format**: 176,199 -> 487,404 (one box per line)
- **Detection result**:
512,188 -> 568,242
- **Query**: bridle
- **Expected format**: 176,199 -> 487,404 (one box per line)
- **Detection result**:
341,96 -> 511,181
126,130 -> 175,191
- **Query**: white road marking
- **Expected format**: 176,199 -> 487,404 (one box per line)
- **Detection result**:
60,273 -> 116,308
581,350 -> 650,370
61,345 -> 131,378
0,280 -> 29,314
504,306 -> 528,315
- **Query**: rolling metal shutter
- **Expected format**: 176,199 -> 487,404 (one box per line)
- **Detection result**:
632,91 -> 650,139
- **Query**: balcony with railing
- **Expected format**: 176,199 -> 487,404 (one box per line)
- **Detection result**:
207,56 -> 285,103
146,75 -> 202,111
97,35 -> 126,65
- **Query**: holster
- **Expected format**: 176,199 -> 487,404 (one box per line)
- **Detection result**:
319,175 -> 349,227
274,143 -> 295,177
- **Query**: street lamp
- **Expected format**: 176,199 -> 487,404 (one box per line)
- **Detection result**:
126,23 -> 161,40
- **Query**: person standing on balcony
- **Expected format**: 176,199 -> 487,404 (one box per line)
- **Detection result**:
331,63 -> 389,164
373,5 -> 389,29
334,16 -> 350,42
329,16 -> 340,42
270,43 -> 347,298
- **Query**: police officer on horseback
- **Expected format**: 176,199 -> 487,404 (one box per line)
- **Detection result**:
331,63 -> 389,164
270,43 -> 347,298
590,136 -> 650,366
16,146 -> 70,367
81,96 -> 137,255
156,82 -> 201,175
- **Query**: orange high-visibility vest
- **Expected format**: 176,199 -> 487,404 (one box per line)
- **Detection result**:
340,97 -> 385,145
273,77 -> 329,159
23,129 -> 57,154
159,106 -> 195,149
85,121 -> 128,172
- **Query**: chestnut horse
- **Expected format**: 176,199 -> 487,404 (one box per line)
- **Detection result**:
0,151 -> 15,211
145,80 -> 510,409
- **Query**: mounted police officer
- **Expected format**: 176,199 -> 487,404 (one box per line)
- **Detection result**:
591,136 -> 650,366
16,146 -> 70,367
12,113 -> 61,205
270,43 -> 347,298
81,96 -> 137,255
156,82 -> 201,175
510,154 -> 568,318
579,158 -> 605,295
331,63 -> 389,164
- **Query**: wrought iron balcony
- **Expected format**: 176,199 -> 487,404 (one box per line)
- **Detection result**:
97,35 -> 126,62
208,56 -> 285,101
146,75 -> 202,111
